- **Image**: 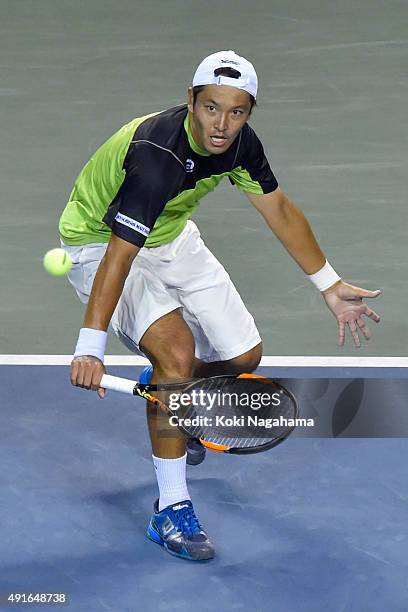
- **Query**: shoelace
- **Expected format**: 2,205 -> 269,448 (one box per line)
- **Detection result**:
173,505 -> 202,536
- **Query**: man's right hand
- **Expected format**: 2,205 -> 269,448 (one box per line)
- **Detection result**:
70,356 -> 106,399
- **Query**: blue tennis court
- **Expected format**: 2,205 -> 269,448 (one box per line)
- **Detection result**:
2,0 -> 408,609
1,359 -> 407,611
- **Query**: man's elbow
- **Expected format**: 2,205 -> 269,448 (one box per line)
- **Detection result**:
105,233 -> 141,266
259,189 -> 293,223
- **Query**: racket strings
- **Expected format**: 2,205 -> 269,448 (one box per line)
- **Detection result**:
171,377 -> 297,447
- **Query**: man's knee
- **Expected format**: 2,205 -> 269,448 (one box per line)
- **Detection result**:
141,338 -> 196,380
140,309 -> 196,380
155,347 -> 195,380
228,342 -> 263,374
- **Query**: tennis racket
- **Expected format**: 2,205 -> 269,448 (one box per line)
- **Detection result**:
100,373 -> 299,454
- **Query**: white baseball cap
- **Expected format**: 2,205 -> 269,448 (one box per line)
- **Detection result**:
192,50 -> 258,99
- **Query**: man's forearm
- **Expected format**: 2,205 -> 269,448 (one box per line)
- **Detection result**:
83,251 -> 134,331
262,197 -> 326,274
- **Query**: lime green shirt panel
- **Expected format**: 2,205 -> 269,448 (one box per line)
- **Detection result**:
59,109 -> 264,248
58,112 -> 160,245
229,166 -> 265,195
144,172 -> 230,247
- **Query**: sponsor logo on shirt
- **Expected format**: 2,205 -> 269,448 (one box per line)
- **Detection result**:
185,158 -> 195,173
114,212 -> 150,236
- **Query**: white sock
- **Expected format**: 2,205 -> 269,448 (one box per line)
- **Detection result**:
152,453 -> 191,511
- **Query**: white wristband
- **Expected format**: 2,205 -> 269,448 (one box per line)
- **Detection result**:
308,260 -> 341,292
74,327 -> 108,362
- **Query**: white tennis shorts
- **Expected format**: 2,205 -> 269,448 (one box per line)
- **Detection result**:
63,221 -> 261,362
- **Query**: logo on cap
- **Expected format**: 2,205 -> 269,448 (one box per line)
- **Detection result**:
221,58 -> 239,65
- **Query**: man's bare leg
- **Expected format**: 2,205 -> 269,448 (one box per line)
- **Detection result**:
193,342 -> 263,378
140,308 -> 196,459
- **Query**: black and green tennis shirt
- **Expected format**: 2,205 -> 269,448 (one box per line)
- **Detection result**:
59,104 -> 278,248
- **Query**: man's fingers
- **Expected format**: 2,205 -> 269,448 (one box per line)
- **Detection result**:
97,387 -> 106,399
76,362 -> 85,387
356,318 -> 371,340
83,366 -> 94,389
350,287 -> 382,299
70,361 -> 79,386
338,321 -> 346,346
70,356 -> 105,391
348,321 -> 361,348
361,289 -> 382,298
363,305 -> 381,323
91,367 -> 103,391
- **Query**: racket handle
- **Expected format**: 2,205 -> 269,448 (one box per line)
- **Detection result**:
100,374 -> 137,395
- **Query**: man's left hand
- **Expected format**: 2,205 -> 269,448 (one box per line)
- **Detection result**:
322,281 -> 381,347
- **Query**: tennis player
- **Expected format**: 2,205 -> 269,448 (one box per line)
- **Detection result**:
60,50 -> 381,561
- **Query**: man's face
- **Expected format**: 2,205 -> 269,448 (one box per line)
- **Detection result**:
187,85 -> 252,155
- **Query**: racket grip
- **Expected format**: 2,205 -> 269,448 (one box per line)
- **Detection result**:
100,374 -> 137,395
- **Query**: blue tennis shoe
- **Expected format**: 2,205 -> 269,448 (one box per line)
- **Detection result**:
139,365 -> 207,466
139,365 -> 154,385
186,437 -> 206,466
147,499 -> 215,560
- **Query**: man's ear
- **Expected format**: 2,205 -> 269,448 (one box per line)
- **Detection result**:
187,87 -> 194,113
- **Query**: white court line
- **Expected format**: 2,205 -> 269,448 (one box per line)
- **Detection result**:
0,355 -> 408,368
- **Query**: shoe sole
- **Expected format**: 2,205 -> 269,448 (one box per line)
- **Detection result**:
146,525 -> 215,561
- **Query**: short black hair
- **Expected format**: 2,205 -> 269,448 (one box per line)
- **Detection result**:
192,66 -> 256,113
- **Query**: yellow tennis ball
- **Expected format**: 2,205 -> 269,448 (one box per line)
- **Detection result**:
43,248 -> 72,276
